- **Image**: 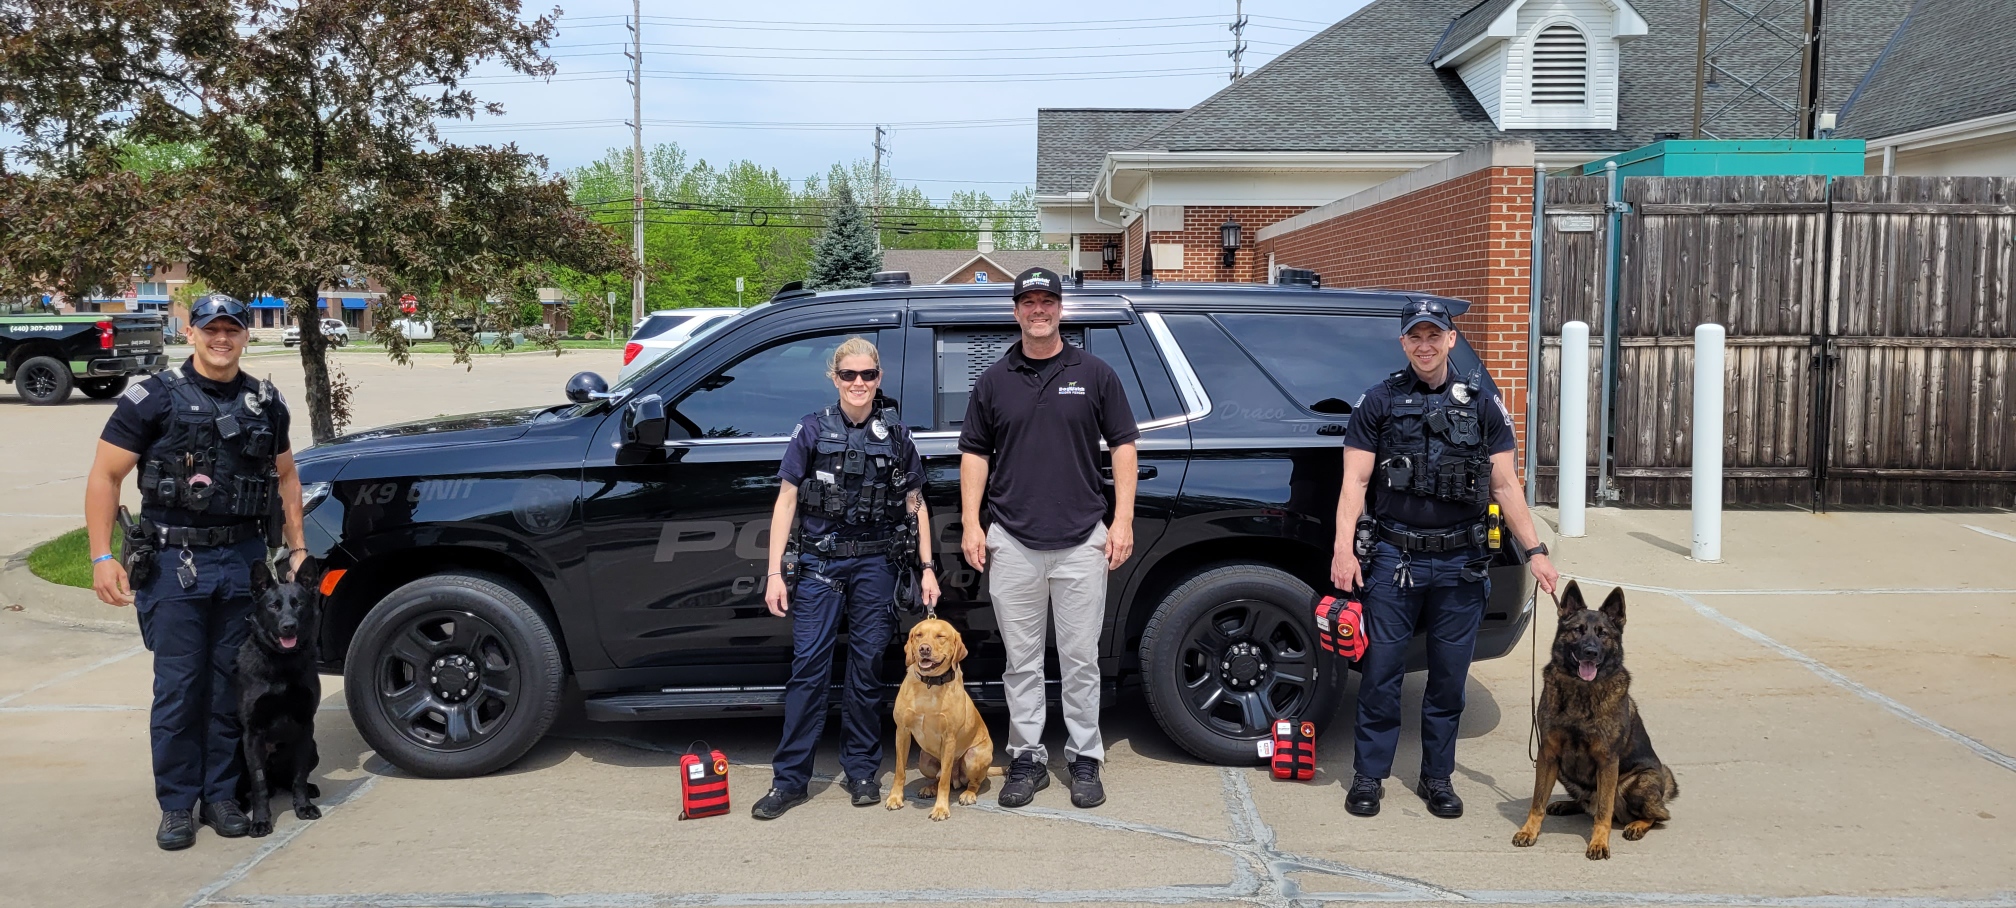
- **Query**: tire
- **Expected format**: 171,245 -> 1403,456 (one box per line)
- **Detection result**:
344,571 -> 565,778
78,376 -> 129,400
1140,564 -> 1345,765
14,356 -> 74,405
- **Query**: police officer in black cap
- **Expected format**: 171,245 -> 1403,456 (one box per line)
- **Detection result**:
1330,297 -> 1559,820
84,293 -> 307,850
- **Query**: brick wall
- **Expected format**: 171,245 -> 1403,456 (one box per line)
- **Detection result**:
1076,232 -> 1125,278
1256,167 -> 1536,466
1118,206 -> 1312,281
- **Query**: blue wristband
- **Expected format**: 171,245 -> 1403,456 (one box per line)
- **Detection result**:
91,553 -> 116,565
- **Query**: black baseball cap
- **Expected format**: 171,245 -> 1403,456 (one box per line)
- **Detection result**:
1012,267 -> 1063,301
1400,297 -> 1454,332
189,293 -> 251,328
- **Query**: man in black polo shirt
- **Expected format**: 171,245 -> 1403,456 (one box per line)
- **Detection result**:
958,266 -> 1139,810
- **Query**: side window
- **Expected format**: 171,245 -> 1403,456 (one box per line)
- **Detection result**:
669,331 -> 862,439
1213,313 -> 1402,414
1084,327 -> 1151,425
932,325 -> 1085,431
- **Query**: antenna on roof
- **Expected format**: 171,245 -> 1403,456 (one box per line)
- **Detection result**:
1228,0 -> 1249,81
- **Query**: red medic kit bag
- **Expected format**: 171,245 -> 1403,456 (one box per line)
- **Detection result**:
679,742 -> 731,819
1313,593 -> 1367,662
1270,719 -> 1317,780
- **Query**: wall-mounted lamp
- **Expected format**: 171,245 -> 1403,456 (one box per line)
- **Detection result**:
1220,220 -> 1242,268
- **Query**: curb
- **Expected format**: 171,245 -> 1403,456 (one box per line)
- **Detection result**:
0,548 -> 137,636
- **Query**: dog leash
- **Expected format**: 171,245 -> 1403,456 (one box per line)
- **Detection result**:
1528,583 -> 1564,765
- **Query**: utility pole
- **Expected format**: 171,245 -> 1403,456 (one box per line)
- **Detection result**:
872,125 -> 888,252
1228,0 -> 1249,81
1796,0 -> 1825,139
627,0 -> 645,325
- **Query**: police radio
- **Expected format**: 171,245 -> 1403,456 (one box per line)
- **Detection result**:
678,741 -> 731,820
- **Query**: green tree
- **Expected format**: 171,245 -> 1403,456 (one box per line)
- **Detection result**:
805,179 -> 879,291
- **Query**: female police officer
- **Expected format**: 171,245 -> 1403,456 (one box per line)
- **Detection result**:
84,293 -> 308,850
754,337 -> 940,819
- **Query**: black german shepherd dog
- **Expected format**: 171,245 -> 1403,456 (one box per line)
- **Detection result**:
237,556 -> 324,836
1513,581 -> 1678,860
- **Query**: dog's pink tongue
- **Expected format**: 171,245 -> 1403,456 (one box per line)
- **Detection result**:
1577,661 -> 1598,681
279,635 -> 298,650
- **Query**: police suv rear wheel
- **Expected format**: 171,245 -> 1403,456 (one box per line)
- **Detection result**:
344,571 -> 564,778
1140,565 -> 1343,765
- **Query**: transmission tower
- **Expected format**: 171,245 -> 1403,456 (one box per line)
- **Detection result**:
1228,0 -> 1249,81
1691,0 -> 1827,140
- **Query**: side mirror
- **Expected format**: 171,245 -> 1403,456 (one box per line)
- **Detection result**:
565,371 -> 610,404
622,394 -> 668,448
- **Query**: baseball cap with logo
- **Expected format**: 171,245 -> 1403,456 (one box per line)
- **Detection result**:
1400,297 -> 1454,332
1012,267 -> 1063,301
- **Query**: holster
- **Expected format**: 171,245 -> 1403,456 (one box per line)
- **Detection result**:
780,534 -> 802,596
118,507 -> 157,590
889,521 -> 922,615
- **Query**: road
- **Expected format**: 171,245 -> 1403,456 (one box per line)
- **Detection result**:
2,350 -> 2013,908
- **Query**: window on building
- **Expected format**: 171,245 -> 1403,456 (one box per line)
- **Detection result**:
1531,24 -> 1589,105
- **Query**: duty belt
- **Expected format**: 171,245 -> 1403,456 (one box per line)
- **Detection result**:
805,535 -> 894,558
152,522 -> 262,547
1376,522 -> 1487,553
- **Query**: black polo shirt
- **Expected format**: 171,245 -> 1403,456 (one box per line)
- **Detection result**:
1343,369 -> 1514,531
957,341 -> 1140,550
101,357 -> 292,528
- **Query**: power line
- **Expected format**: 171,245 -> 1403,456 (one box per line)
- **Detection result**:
437,117 -> 1035,133
544,46 -> 1266,62
544,38 -> 1300,53
557,17 -> 1313,35
459,66 -> 1228,84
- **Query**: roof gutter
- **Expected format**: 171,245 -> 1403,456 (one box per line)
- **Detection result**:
1091,155 -> 1136,230
1856,108 -> 2016,154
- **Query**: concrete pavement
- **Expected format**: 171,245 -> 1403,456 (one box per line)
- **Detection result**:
2,352 -> 2012,907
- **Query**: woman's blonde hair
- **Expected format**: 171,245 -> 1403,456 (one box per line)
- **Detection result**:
827,336 -> 880,376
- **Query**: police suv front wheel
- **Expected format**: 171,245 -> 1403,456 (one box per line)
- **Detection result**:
344,571 -> 565,778
1140,565 -> 1344,766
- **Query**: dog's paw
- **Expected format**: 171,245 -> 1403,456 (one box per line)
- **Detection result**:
1545,800 -> 1584,816
929,804 -> 951,821
958,790 -> 978,806
1621,822 -> 1649,841
1511,829 -> 1538,847
884,794 -> 906,811
248,816 -> 274,838
294,803 -> 321,821
1585,840 -> 1610,861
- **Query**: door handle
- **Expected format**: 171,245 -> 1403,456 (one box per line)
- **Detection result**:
1100,465 -> 1159,481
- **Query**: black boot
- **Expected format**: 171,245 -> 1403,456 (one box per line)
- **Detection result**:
1416,777 -> 1464,818
157,809 -> 196,851
750,788 -> 808,820
1067,756 -> 1105,809
1345,774 -> 1383,817
996,754 -> 1049,808
846,777 -> 881,807
200,800 -> 250,837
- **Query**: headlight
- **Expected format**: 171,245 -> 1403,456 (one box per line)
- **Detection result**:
301,481 -> 332,514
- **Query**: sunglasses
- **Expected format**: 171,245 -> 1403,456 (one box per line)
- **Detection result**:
192,299 -> 250,320
835,368 -> 881,383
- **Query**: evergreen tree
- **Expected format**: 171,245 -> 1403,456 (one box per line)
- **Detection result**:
806,181 -> 881,290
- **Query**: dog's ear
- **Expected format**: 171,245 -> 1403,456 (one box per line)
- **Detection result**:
1599,586 -> 1627,628
903,632 -> 917,668
954,635 -> 967,665
1558,580 -> 1585,616
250,558 -> 275,595
291,555 -> 322,588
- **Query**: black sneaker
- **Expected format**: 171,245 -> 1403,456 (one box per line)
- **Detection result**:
1416,777 -> 1464,819
200,800 -> 250,837
750,788 -> 808,820
1067,756 -> 1105,809
846,777 -> 881,807
1345,774 -> 1383,817
996,754 -> 1049,808
157,809 -> 196,851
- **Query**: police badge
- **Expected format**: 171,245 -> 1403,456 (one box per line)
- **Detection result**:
1450,382 -> 1471,404
242,390 -> 263,416
870,419 -> 888,440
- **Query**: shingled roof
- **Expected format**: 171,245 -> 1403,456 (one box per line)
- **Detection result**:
1035,0 -> 1907,187
1835,0 -> 2016,140
879,249 -> 1066,284
1034,109 -> 1185,194
1429,0 -> 1519,63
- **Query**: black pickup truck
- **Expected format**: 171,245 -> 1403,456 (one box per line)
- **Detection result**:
1,312 -> 169,404
295,276 -> 1535,777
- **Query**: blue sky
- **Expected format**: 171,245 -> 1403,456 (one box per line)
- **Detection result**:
444,1 -> 1373,195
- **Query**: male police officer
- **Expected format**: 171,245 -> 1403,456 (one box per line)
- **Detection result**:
1331,297 -> 1558,820
85,293 -> 308,850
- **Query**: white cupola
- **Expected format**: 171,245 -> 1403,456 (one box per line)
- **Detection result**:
1430,0 -> 1648,131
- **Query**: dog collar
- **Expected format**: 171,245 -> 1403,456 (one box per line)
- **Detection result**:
917,667 -> 959,687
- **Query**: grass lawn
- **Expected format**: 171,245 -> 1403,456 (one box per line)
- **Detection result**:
28,527 -> 116,590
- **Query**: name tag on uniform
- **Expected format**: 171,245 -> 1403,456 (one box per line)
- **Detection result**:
1057,382 -> 1086,396
815,471 -> 835,485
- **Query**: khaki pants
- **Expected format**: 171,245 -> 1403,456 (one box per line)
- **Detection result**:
987,522 -> 1108,764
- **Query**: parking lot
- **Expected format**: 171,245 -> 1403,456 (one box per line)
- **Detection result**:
3,352 -> 2013,908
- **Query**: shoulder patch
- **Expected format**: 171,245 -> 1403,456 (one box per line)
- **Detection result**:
121,383 -> 150,405
790,423 -> 804,440
1494,394 -> 1512,421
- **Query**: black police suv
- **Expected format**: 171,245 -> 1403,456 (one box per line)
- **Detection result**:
296,274 -> 1534,777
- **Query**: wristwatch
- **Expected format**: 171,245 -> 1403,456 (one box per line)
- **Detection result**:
1523,543 -> 1549,560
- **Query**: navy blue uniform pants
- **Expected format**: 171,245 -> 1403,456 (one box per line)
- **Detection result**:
770,552 -> 897,794
133,536 -> 264,811
1352,538 -> 1490,782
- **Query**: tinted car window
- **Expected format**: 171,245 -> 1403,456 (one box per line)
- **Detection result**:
632,313 -> 697,341
1084,327 -> 1151,424
1214,313 -> 1405,414
669,331 -> 857,439
932,325 -> 1085,430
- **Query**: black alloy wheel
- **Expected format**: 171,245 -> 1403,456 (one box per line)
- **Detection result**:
16,356 -> 74,405
345,571 -> 564,778
1141,565 -> 1344,765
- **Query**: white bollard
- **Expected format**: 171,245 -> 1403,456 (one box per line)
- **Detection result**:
1691,323 -> 1725,562
1558,321 -> 1590,538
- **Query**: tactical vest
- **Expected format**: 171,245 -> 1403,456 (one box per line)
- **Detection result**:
138,369 -> 281,522
796,402 -> 913,532
1375,369 -> 1493,506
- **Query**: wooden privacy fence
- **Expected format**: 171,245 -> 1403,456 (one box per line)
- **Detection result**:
1532,174 -> 2016,510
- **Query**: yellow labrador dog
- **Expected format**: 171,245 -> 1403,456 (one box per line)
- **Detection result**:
886,618 -> 996,820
